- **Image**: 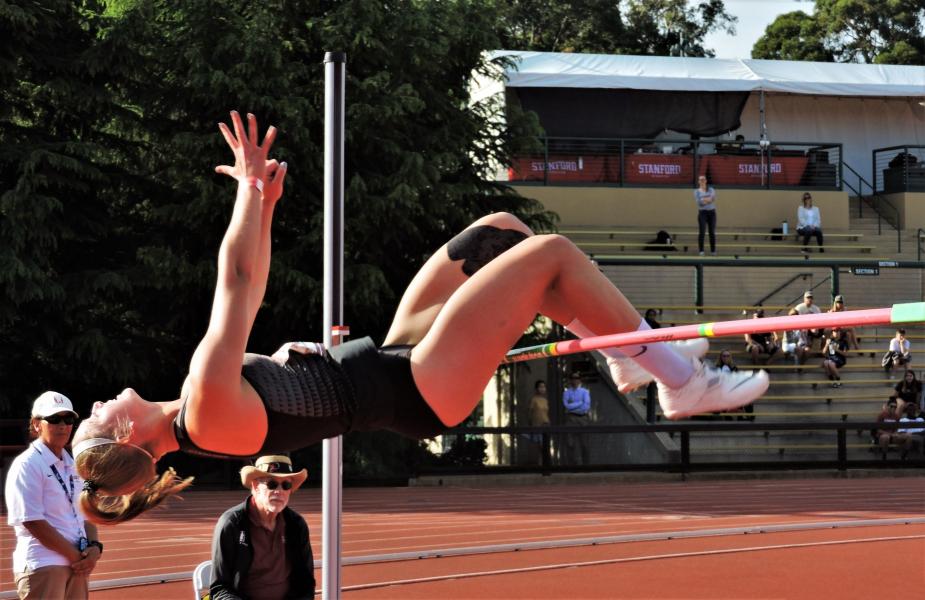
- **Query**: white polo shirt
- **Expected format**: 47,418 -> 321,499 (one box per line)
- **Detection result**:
5,440 -> 87,572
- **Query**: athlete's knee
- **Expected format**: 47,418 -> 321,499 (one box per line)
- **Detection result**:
472,212 -> 533,236
447,221 -> 530,276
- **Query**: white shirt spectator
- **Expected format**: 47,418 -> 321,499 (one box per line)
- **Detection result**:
889,338 -> 911,354
793,301 -> 821,316
797,205 -> 821,229
5,440 -> 87,572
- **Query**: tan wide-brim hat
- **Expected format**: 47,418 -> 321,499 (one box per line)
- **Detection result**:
240,455 -> 307,491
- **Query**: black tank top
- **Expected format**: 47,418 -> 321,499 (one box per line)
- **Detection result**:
173,345 -> 359,459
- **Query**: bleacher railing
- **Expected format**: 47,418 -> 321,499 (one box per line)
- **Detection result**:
873,145 -> 925,194
425,421 -> 924,475
507,137 -> 842,189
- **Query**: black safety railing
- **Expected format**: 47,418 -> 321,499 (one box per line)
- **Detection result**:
873,145 -> 925,194
424,422 -> 924,476
841,161 -> 901,253
508,137 -> 842,189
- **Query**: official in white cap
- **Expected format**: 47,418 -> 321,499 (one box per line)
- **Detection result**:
210,455 -> 314,599
5,392 -> 103,599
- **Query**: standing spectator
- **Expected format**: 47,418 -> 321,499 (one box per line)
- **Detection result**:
890,370 -> 923,413
527,380 -> 550,464
792,291 -> 823,348
821,329 -> 849,387
827,295 -> 859,349
5,392 -> 102,600
882,329 -> 912,374
562,371 -> 591,465
875,398 -> 901,458
897,403 -> 925,458
744,309 -> 780,364
796,192 -> 824,253
210,455 -> 315,600
643,308 -> 661,329
694,175 -> 717,256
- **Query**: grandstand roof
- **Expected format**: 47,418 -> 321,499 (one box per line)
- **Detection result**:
493,51 -> 925,97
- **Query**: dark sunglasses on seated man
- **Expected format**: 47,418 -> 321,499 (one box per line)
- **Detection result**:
42,414 -> 77,425
260,480 -> 293,491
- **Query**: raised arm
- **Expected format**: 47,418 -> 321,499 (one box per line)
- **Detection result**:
185,112 -> 287,447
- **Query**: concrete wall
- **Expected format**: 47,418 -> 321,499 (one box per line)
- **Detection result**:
513,185 -> 850,230
883,192 -> 925,230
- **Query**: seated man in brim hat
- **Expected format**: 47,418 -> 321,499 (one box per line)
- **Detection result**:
209,455 -> 315,600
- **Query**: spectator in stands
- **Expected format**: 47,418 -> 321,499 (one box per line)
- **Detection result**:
792,291 -> 823,348
211,455 -> 315,600
5,392 -> 102,600
694,175 -> 717,256
821,328 -> 849,388
890,370 -> 923,413
781,324 -> 811,367
562,371 -> 591,465
796,193 -> 824,253
827,295 -> 859,349
715,350 -> 738,373
882,329 -> 912,374
527,380 -> 550,463
897,402 -> 924,458
644,308 -> 661,329
744,309 -> 780,365
875,398 -> 901,458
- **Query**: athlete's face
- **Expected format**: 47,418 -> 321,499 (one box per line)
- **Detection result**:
75,388 -> 147,440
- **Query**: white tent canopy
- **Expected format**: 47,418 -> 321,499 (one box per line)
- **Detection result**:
494,51 -> 925,97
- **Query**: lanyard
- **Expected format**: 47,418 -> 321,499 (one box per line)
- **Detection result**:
34,445 -> 85,538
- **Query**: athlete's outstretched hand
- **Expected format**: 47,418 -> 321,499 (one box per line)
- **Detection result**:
271,341 -> 325,365
215,111 -> 276,185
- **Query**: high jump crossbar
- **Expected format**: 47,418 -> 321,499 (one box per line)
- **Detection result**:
504,302 -> 925,364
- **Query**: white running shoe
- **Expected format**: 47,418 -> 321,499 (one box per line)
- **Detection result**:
606,338 -> 710,394
657,358 -> 769,419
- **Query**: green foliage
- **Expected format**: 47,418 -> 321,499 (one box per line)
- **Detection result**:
751,11 -> 833,62
502,0 -> 737,57
753,0 -> 925,65
1,0 -> 558,478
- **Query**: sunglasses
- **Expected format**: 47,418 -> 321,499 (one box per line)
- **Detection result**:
260,479 -> 293,491
42,414 -> 76,426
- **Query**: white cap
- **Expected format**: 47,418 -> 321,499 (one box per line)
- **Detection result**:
31,391 -> 78,418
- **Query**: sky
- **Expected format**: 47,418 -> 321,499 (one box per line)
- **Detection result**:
703,0 -> 815,59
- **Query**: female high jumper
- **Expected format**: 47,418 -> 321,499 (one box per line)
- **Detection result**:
72,113 -> 768,524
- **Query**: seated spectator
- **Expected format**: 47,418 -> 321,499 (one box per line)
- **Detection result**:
781,326 -> 811,367
715,350 -> 754,421
826,295 -> 859,349
821,328 -> 849,388
715,350 -> 738,373
897,402 -> 925,458
744,309 -> 780,365
882,329 -> 912,374
644,308 -> 661,330
210,455 -> 315,600
890,370 -> 923,413
792,292 -> 823,348
796,193 -> 824,253
875,398 -> 901,458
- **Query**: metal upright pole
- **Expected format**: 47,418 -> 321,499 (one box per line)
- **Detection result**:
322,50 -> 346,600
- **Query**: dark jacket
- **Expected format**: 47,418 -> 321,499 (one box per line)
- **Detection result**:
210,497 -> 315,600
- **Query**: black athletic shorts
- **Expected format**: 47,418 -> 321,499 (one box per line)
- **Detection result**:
328,337 -> 448,440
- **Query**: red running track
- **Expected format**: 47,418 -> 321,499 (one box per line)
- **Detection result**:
1,476 -> 923,598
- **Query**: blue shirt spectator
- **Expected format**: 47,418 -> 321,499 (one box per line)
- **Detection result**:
563,381 -> 591,415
